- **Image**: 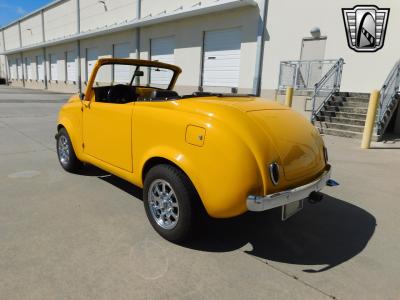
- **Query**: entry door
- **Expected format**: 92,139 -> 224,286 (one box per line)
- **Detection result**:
202,28 -> 242,88
82,99 -> 134,172
150,36 -> 175,85
300,38 -> 327,87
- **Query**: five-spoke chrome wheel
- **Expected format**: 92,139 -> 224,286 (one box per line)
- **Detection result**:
148,179 -> 179,230
56,128 -> 82,172
58,135 -> 70,166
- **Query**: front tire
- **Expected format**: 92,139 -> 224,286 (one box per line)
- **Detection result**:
143,164 -> 198,242
56,127 -> 82,172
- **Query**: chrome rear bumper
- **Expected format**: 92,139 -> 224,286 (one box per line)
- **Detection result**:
247,165 -> 332,212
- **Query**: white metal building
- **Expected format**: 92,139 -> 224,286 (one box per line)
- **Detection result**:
0,0 -> 399,97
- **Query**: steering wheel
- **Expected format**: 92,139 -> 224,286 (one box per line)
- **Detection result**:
106,84 -> 129,103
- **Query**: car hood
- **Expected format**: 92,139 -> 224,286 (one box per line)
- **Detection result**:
247,109 -> 326,182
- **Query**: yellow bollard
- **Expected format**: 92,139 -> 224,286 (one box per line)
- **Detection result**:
361,90 -> 380,149
285,86 -> 294,107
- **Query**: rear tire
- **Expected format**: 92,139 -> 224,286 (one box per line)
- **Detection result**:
143,164 -> 199,242
56,127 -> 82,172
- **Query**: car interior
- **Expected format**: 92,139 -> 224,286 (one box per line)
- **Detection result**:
93,85 -> 181,104
91,63 -> 245,104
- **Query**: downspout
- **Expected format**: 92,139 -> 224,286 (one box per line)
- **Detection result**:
41,9 -> 48,89
76,0 -> 82,94
252,0 -> 268,96
135,0 -> 141,85
18,21 -> 25,87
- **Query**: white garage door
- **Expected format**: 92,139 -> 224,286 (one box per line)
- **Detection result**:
66,51 -> 77,82
17,59 -> 22,80
150,37 -> 175,85
26,58 -> 34,80
86,47 -> 98,81
36,56 -> 44,81
202,28 -> 242,87
9,60 -> 17,79
50,54 -> 58,81
113,42 -> 131,83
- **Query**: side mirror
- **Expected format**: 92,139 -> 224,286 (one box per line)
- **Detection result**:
134,70 -> 144,77
79,93 -> 85,100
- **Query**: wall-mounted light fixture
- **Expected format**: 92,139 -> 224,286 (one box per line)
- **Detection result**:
98,1 -> 108,11
310,27 -> 321,39
26,28 -> 33,35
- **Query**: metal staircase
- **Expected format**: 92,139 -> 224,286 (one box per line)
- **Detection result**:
313,60 -> 400,141
377,60 -> 400,140
313,92 -> 375,140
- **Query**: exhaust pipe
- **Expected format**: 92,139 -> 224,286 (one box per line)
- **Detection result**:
308,191 -> 324,204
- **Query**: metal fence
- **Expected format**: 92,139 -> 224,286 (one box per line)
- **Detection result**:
278,59 -> 339,91
377,61 -> 400,137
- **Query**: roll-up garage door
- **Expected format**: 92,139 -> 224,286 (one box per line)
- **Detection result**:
17,58 -> 22,80
113,42 -> 130,83
66,51 -> 76,82
86,47 -> 98,81
37,56 -> 44,81
202,28 -> 242,88
150,37 -> 175,85
50,54 -> 58,81
9,60 -> 17,79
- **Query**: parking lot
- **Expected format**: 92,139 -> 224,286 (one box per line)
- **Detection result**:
0,86 -> 399,300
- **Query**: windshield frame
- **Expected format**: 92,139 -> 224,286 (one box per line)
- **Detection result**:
85,58 -> 182,97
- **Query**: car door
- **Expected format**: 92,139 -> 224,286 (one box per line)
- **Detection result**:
82,92 -> 133,172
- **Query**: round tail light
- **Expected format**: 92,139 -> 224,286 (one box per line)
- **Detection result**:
269,162 -> 280,186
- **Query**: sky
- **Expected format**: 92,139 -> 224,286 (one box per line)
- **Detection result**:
0,0 -> 52,27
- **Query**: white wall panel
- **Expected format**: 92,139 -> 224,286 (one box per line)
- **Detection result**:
44,0 -> 76,41
4,25 -> 20,50
20,14 -> 43,46
141,0 -> 217,18
80,0 -> 137,32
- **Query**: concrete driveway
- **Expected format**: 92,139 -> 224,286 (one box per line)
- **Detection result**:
0,86 -> 399,300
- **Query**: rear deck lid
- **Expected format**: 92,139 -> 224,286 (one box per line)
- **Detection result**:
248,109 -> 325,181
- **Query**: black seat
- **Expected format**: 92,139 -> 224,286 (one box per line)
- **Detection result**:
150,90 -> 179,101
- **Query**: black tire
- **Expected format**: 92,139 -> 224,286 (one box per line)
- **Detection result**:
143,164 -> 200,242
56,127 -> 82,172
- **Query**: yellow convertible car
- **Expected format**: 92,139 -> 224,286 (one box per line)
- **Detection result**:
56,59 -> 335,242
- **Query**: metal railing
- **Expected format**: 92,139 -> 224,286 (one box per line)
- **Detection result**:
310,58 -> 345,122
377,61 -> 400,137
278,59 -> 339,91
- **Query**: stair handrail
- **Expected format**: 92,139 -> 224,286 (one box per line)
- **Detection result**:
311,58 -> 345,122
277,59 -> 340,91
377,60 -> 400,136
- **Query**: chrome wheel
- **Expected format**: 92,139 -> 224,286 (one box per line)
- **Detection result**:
58,135 -> 70,166
148,179 -> 179,230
